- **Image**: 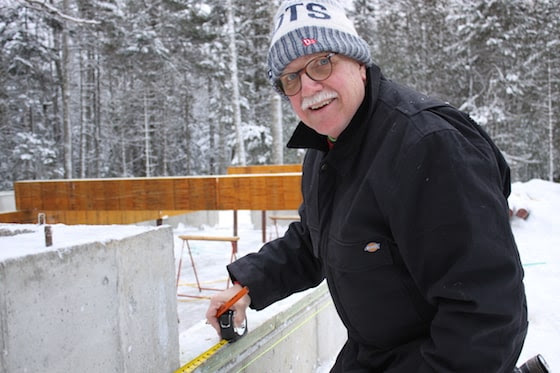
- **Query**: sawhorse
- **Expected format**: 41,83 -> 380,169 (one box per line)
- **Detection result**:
176,235 -> 240,299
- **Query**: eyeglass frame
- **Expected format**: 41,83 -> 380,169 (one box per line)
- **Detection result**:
275,52 -> 337,97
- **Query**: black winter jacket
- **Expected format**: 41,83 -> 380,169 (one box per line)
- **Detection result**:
227,65 -> 527,372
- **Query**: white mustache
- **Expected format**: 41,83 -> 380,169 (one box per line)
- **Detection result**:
301,90 -> 338,111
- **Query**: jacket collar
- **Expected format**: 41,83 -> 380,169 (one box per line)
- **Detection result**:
287,65 -> 382,173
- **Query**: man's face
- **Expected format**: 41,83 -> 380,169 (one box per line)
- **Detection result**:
284,52 -> 366,139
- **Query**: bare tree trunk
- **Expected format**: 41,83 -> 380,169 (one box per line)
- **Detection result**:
547,59 -> 554,182
94,44 -> 101,178
269,0 -> 283,165
207,81 -> 216,174
226,0 -> 246,165
162,104 -> 168,176
61,0 -> 72,178
270,95 -> 283,164
144,90 -> 151,177
79,47 -> 86,178
121,125 -> 127,176
183,74 -> 192,175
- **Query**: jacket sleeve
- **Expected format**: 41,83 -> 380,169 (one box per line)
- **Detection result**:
226,204 -> 324,310
386,113 -> 527,372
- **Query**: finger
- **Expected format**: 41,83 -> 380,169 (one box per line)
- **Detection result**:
233,308 -> 247,328
205,301 -> 223,335
231,294 -> 250,327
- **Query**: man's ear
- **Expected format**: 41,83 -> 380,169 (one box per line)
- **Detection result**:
360,64 -> 367,82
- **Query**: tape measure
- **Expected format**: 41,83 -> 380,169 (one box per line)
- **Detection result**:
219,309 -> 247,342
175,339 -> 228,373
176,286 -> 249,372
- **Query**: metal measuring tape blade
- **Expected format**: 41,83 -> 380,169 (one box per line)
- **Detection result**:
175,340 -> 228,373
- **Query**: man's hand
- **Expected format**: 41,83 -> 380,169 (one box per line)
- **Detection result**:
206,283 -> 251,337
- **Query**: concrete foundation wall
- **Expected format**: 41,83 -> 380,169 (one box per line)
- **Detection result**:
0,226 -> 179,373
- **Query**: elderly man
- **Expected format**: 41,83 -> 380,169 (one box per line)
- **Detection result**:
206,1 -> 528,371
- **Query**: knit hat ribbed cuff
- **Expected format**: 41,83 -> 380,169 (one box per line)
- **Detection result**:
267,0 -> 372,86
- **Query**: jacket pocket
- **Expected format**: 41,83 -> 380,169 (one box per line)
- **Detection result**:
326,238 -> 430,349
328,237 -> 394,271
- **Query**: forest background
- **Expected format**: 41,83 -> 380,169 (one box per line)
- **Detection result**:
0,0 -> 558,191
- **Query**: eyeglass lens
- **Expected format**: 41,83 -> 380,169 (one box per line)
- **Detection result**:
279,53 -> 335,96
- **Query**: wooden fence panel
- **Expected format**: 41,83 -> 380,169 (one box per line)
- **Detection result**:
1,173 -> 302,225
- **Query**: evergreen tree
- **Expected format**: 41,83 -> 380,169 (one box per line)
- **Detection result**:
0,0 -> 557,189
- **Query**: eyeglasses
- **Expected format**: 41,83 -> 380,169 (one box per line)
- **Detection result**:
276,53 -> 336,96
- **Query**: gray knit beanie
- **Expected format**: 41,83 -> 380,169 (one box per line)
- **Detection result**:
267,0 -> 373,86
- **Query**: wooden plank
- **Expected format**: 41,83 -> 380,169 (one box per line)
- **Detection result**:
0,210 -> 35,224
39,181 -> 68,210
227,164 -> 302,174
14,181 -> 42,210
250,174 -> 269,209
178,235 -> 239,242
264,173 -> 302,209
216,176 -> 239,210
39,209 -> 63,224
70,209 -> 88,224
217,173 -> 301,210
269,215 -> 300,221
9,173 -> 302,225
102,180 -> 122,210
173,177 -> 217,210
146,178 -> 174,210
67,181 -> 89,210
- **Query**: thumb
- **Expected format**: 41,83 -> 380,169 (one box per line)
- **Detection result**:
228,290 -> 250,327
233,305 -> 248,328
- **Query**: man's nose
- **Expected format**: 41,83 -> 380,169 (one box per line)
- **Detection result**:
300,72 -> 323,96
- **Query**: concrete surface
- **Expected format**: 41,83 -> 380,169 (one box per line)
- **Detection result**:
0,225 -> 179,373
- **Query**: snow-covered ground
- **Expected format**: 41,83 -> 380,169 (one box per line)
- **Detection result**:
508,179 -> 560,370
175,179 -> 560,371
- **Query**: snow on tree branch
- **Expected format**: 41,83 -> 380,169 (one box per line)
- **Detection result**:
19,0 -> 101,25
